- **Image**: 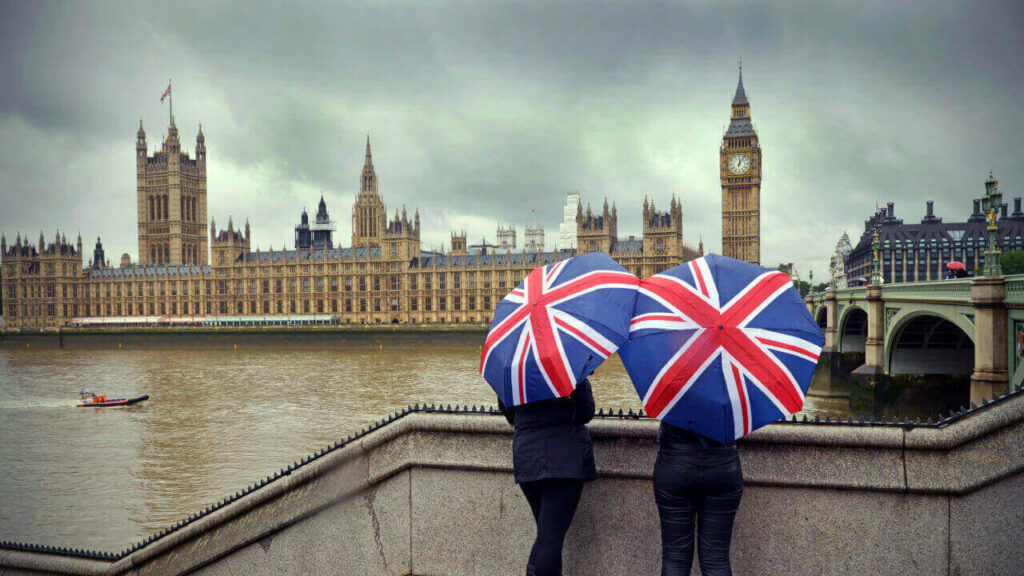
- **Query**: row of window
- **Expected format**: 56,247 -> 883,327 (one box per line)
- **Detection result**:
8,295 -> 494,318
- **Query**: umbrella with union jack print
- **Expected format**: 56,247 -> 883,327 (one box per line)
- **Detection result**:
481,252 -> 639,407
619,254 -> 824,444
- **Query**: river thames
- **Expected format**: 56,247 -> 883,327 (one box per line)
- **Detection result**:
0,332 -> 962,551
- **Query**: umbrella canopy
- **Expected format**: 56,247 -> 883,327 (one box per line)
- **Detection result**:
946,261 -> 965,270
481,252 -> 639,407
619,254 -> 824,443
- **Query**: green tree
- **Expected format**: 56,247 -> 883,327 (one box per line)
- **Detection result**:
1000,251 -> 1024,275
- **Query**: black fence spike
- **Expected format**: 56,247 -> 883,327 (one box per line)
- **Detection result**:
926,417 -> 933,425
597,408 -> 604,416
627,408 -> 635,416
847,416 -> 854,424
971,402 -> 978,409
982,397 -> 990,405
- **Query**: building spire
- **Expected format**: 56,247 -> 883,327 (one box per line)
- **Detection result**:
732,58 -> 748,106
365,134 -> 373,167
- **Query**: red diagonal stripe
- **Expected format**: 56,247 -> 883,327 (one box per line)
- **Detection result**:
554,316 -> 611,357
530,308 -> 575,396
480,304 -> 530,373
755,337 -> 820,361
691,261 -> 710,298
630,314 -> 682,325
721,272 -> 792,326
518,331 -> 532,402
542,271 -> 638,304
731,361 -> 750,435
720,329 -> 803,413
645,330 -> 721,418
642,276 -> 720,326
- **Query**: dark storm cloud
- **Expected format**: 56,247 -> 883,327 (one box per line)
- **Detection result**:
2,0 -> 1023,278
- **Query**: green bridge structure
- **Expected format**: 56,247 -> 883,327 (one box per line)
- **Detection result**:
805,275 -> 1024,404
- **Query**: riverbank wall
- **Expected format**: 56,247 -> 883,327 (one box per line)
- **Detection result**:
0,325 -> 489,349
3,392 -> 1023,576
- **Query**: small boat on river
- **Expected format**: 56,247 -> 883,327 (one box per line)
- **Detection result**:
77,391 -> 149,407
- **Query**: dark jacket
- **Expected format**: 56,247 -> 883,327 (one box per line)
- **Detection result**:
498,379 -> 597,484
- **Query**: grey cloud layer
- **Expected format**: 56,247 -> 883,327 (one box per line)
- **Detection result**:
1,0 -> 1022,277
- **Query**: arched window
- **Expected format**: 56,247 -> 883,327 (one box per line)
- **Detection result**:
150,245 -> 156,263
163,196 -> 169,221
149,197 -> 155,221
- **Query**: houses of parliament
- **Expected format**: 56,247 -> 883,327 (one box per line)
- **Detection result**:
0,72 -> 762,330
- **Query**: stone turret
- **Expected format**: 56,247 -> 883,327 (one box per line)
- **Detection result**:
384,205 -> 421,260
211,216 -> 250,266
577,198 -> 617,254
93,236 -> 105,269
451,231 -> 468,255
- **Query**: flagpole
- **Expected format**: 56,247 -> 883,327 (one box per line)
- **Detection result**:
168,78 -> 173,126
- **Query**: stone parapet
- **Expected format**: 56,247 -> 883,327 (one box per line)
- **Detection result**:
3,392 -> 1024,576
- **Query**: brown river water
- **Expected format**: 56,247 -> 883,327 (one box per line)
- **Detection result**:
0,332 -> 909,551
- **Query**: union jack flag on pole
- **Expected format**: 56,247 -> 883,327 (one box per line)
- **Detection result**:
619,254 -> 824,443
160,83 -> 171,103
481,252 -> 639,407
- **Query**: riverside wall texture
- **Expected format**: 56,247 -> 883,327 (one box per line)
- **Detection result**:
3,393 -> 1024,576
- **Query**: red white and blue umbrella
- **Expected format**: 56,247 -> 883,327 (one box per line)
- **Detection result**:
619,254 -> 824,443
481,252 -> 639,407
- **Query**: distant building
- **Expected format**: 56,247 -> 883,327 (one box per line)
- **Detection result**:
296,195 -> 336,251
832,232 -> 853,288
496,224 -> 516,250
559,193 -> 580,250
845,173 -> 1024,283
468,238 -> 500,255
1,119 -> 705,330
525,225 -> 544,252
721,66 -> 761,265
92,237 -> 106,269
136,118 -> 207,266
778,262 -> 800,283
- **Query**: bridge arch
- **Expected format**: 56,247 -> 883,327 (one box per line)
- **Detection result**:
815,306 -> 827,331
838,306 -> 868,353
885,310 -> 974,375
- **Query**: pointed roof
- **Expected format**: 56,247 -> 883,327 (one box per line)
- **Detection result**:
364,135 -> 373,167
732,64 -> 748,106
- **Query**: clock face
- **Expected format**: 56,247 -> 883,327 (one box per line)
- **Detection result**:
729,154 -> 750,175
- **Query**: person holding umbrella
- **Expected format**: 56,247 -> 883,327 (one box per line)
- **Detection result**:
620,254 -> 824,576
481,253 -> 639,576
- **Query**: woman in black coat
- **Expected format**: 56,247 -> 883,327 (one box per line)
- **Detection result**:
498,378 -> 597,576
654,421 -> 743,576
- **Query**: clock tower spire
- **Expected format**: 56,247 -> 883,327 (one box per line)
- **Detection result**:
720,60 -> 761,265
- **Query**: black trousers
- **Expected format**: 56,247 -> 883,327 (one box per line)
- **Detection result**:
653,444 -> 743,576
519,478 -> 584,576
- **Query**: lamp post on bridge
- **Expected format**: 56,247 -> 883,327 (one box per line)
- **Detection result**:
981,171 -> 1003,277
870,228 -> 882,286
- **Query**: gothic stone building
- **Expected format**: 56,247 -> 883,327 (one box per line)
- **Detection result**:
845,173 -> 1024,284
720,67 -> 762,265
1,128 -> 702,330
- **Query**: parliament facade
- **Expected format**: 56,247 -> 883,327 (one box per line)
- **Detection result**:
1,119 -> 703,330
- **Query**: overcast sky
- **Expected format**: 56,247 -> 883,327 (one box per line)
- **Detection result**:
1,1 -> 1022,278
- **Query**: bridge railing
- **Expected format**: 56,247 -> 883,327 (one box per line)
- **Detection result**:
1003,275 -> 1024,306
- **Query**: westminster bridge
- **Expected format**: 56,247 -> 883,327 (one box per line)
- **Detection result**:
805,275 -> 1024,404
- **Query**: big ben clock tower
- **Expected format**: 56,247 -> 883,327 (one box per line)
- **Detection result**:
720,63 -> 761,265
